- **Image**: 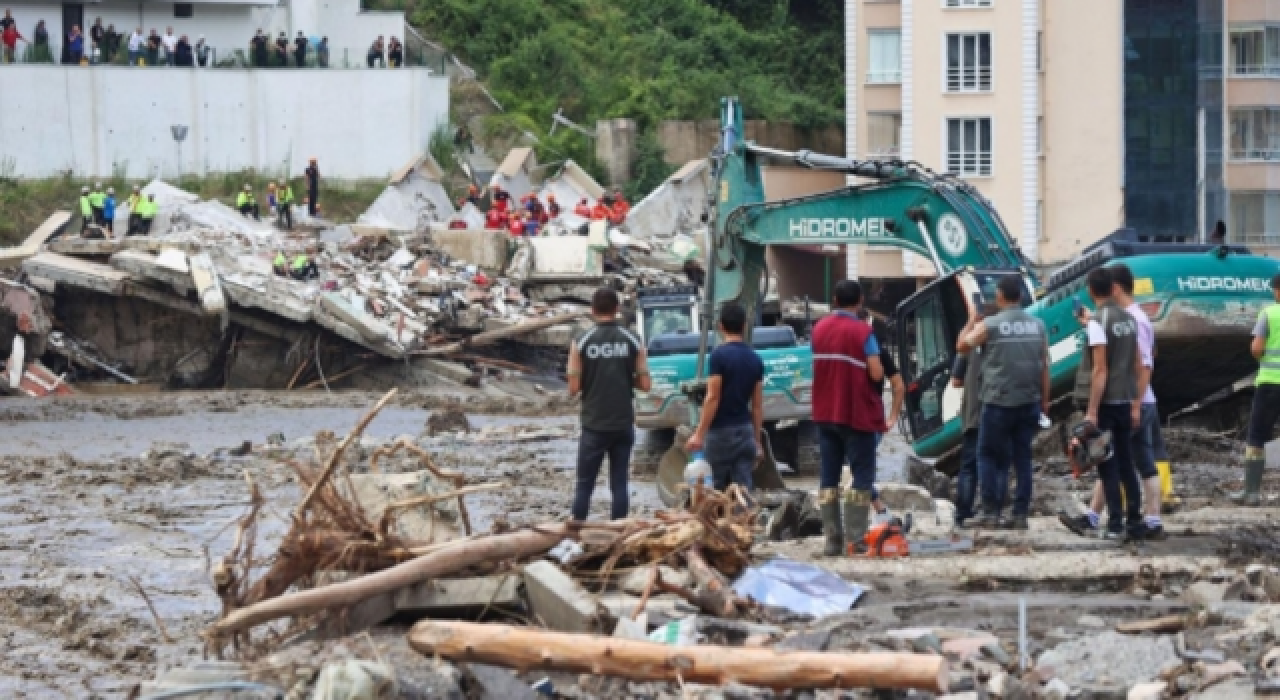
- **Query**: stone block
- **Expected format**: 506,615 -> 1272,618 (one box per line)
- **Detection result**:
522,560 -> 612,634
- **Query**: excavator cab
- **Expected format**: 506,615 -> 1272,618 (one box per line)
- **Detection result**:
894,270 -> 1034,457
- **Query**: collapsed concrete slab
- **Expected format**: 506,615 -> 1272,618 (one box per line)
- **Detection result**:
430,229 -> 511,272
359,155 -> 459,233
0,211 -> 72,269
489,147 -> 536,201
626,159 -> 709,243
24,252 -> 131,296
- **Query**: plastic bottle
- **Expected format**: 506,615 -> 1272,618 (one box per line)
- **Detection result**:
684,451 -> 712,504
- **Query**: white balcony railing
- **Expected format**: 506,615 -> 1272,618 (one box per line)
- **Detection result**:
1231,63 -> 1280,77
1230,148 -> 1280,161
866,71 -> 902,84
945,66 -> 992,92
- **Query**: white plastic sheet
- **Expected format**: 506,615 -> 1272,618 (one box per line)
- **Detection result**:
732,558 -> 864,618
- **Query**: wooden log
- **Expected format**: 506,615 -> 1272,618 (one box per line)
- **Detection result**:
407,620 -> 949,692
206,524 -> 566,642
686,545 -> 740,618
1116,614 -> 1187,635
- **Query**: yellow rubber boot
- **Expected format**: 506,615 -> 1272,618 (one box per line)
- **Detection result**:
1156,460 -> 1181,511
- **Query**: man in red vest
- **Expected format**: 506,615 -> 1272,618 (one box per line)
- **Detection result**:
811,279 -> 885,556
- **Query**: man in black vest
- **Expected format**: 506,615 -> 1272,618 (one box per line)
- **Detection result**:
568,288 -> 651,520
1073,267 -> 1147,540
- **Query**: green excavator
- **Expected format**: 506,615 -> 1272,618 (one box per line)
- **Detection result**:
653,97 -> 1280,500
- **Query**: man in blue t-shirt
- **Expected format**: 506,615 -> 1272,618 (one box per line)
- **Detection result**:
685,302 -> 765,492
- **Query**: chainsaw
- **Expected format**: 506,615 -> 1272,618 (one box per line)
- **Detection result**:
856,513 -> 973,558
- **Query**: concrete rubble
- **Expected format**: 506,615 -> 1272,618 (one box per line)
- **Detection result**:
0,148 -> 705,394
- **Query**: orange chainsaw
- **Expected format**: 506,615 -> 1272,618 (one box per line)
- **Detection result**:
855,514 -> 973,558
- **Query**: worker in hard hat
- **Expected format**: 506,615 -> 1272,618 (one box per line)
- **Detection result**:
272,250 -> 288,277
126,185 -> 141,212
276,180 -> 295,230
490,184 -> 510,214
235,184 -> 260,221
133,193 -> 157,236
590,199 -> 611,221
88,181 -> 106,226
78,186 -> 93,234
103,187 -> 117,238
609,187 -> 630,225
546,193 -> 561,221
289,251 -> 318,280
573,198 -> 591,219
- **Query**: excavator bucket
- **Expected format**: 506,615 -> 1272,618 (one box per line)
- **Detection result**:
655,429 -> 787,508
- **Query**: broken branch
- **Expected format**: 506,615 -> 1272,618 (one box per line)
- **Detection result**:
407,620 -> 950,692
295,388 -> 398,519
206,524 -> 566,645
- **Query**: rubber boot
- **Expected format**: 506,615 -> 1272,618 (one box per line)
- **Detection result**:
842,489 -> 872,554
1156,460 -> 1182,511
818,488 -> 843,557
1229,457 -> 1266,507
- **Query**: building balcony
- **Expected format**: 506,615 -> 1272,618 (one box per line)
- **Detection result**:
866,70 -> 901,85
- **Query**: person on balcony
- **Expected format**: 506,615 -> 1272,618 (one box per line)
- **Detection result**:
162,27 -> 177,66
195,36 -> 209,67
388,37 -> 403,67
316,36 -> 329,68
67,25 -> 84,64
1,20 -> 23,64
250,29 -> 268,68
174,35 -> 193,67
367,36 -> 384,68
127,27 -> 144,65
103,24 -> 120,62
145,29 -> 161,66
293,31 -> 307,67
273,31 -> 288,67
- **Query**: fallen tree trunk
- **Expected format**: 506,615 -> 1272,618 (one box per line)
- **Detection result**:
686,545 -> 740,618
408,620 -> 949,692
206,524 -> 566,645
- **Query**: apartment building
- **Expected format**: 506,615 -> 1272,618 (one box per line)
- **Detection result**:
844,0 -> 1276,280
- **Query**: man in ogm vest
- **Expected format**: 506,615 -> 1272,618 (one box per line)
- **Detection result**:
1233,272 -> 1280,505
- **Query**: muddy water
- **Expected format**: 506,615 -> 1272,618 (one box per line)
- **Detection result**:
0,395 -> 666,698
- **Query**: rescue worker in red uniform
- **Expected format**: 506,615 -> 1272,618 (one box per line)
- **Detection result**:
484,207 -> 504,230
574,198 -> 592,218
810,279 -> 885,556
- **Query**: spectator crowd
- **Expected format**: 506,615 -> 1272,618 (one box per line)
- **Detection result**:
0,9 -> 406,69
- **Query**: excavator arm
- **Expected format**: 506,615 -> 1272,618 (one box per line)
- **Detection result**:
704,97 -> 1029,328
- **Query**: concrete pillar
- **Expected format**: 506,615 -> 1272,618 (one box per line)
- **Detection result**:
595,118 -> 637,187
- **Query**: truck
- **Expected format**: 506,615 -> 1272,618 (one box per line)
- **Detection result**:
631,283 -> 820,495
651,96 -> 1280,499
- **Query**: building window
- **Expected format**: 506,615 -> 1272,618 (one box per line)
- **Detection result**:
1229,107 -> 1280,161
1230,26 -> 1280,76
1230,192 -> 1280,244
946,33 -> 992,92
946,117 -> 993,176
174,3 -> 193,18
944,0 -> 993,7
867,112 -> 902,156
867,30 -> 902,84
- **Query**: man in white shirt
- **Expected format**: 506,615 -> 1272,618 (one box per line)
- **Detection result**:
127,28 -> 144,66
162,26 -> 177,65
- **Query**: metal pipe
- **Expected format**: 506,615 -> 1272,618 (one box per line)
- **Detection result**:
913,219 -> 950,277
743,145 -> 903,180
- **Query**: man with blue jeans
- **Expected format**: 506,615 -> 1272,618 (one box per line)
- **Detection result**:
567,288 -> 651,521
685,302 -> 765,494
959,275 -> 1049,530
949,348 -> 985,527
811,280 -> 885,556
